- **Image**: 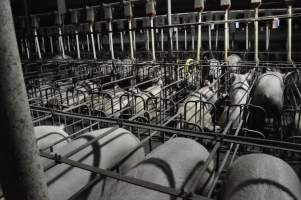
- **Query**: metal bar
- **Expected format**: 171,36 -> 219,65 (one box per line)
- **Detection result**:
224,9 -> 229,60
208,25 -> 212,51
34,29 -> 42,59
75,29 -> 81,59
120,32 -> 124,51
287,4 -> 292,63
167,0 -> 173,51
265,23 -> 269,51
254,7 -> 259,63
49,36 -> 54,54
184,28 -> 187,50
108,20 -> 115,59
58,27 -> 66,58
0,0 -> 49,199
161,28 -> 164,51
150,16 -> 156,60
90,24 -> 97,59
129,19 -> 134,60
196,12 -> 202,61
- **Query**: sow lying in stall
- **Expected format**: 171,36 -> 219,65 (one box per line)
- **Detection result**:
104,137 -> 215,200
42,127 -> 145,200
222,153 -> 301,200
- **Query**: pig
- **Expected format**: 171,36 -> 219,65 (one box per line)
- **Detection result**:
222,153 -> 301,200
43,127 -> 145,200
209,58 -> 222,81
177,80 -> 219,131
34,125 -> 70,152
104,137 -> 215,200
226,54 -> 242,73
250,71 -> 284,133
219,71 -> 253,128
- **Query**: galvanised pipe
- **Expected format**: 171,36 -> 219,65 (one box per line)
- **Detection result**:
184,28 -> 187,50
224,8 -> 229,60
146,29 -> 150,51
215,25 -> 218,50
150,16 -> 156,60
175,27 -> 179,51
49,35 -> 54,54
254,7 -> 260,63
120,32 -> 124,51
167,0 -> 173,51
287,4 -> 292,63
108,20 -> 115,59
208,25 -> 212,50
265,23 -> 270,51
0,0 -> 49,199
58,27 -> 65,58
33,29 -> 42,59
75,29 -> 81,59
161,29 -> 164,51
196,12 -> 202,61
246,23 -> 249,51
133,30 -> 136,51
90,24 -> 97,59
128,19 -> 134,60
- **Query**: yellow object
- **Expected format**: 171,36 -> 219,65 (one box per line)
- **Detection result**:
184,58 -> 194,78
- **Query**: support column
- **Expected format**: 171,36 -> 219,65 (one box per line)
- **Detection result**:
75,30 -> 81,59
196,12 -> 203,61
150,16 -> 156,60
287,4 -> 292,63
254,7 -> 259,63
0,0 -> 49,199
224,9 -> 229,60
128,19 -> 134,60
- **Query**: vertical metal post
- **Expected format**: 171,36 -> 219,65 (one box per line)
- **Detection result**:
41,36 -> 46,53
167,0 -> 173,51
146,29 -> 150,51
86,34 -> 90,52
120,32 -> 124,51
224,9 -> 229,60
0,0 -> 49,199
246,23 -> 249,51
287,4 -> 292,63
133,29 -> 136,51
184,28 -> 187,50
265,23 -> 269,51
161,29 -> 164,51
215,25 -> 219,50
129,19 -> 134,60
196,12 -> 202,61
175,28 -> 179,51
108,20 -> 115,59
58,27 -> 65,58
208,25 -> 212,51
254,7 -> 259,63
90,24 -> 97,59
150,16 -> 156,60
192,28 -> 195,51
49,36 -> 54,54
75,29 -> 81,59
97,33 -> 101,51
67,35 -> 71,52
33,29 -> 42,59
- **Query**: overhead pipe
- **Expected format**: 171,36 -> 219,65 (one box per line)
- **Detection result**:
87,7 -> 97,59
147,0 -> 157,61
104,5 -> 115,59
221,0 -> 231,61
71,10 -> 81,59
195,0 -> 204,61
0,0 -> 49,199
252,0 -> 261,64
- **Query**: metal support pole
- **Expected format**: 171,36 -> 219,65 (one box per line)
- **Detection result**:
161,29 -> 164,51
58,27 -> 65,58
133,30 -> 136,51
146,30 -> 150,51
49,36 -> 53,54
208,25 -> 212,51
41,36 -> 45,53
120,32 -> 124,51
150,16 -> 156,60
86,34 -> 90,52
129,19 -> 134,60
33,29 -> 42,59
97,33 -> 101,51
254,7 -> 259,63
287,4 -> 292,63
75,29 -> 81,59
196,12 -> 202,61
90,24 -> 97,59
175,28 -> 179,51
0,0 -> 49,199
108,21 -> 115,59
224,9 -> 229,60
67,35 -> 71,52
246,23 -> 249,51
184,28 -> 187,50
265,23 -> 270,51
215,26 -> 219,50
191,28 -> 195,51
167,0 -> 173,51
